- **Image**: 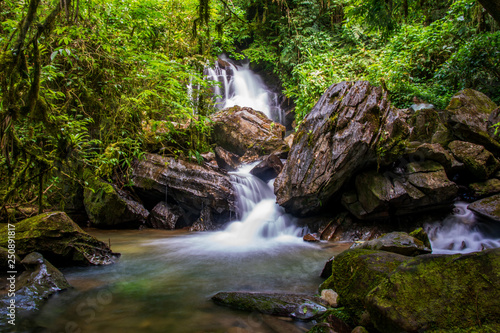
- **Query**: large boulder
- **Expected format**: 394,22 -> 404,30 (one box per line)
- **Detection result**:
319,249 -> 410,321
351,232 -> 431,256
211,106 -> 286,161
274,81 -> 411,216
342,161 -> 458,219
131,153 -> 236,227
214,146 -> 240,171
407,107 -> 451,144
445,89 -> 500,153
212,292 -> 327,319
366,248 -> 500,333
468,194 -> 500,222
469,178 -> 500,198
84,175 -> 149,229
0,212 -> 118,266
448,140 -> 500,180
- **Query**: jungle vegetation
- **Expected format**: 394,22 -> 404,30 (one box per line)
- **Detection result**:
1,0 -> 499,220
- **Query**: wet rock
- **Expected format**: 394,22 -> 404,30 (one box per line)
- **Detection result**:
189,206 -> 217,231
350,232 -> 431,256
409,227 -> 432,249
446,88 -> 500,153
148,201 -> 182,229
250,154 -> 283,182
342,161 -> 458,219
211,106 -> 286,161
320,256 -> 335,279
274,81 -> 412,216
84,175 -> 149,229
303,233 -> 320,242
468,194 -> 500,222
320,289 -> 339,307
319,249 -> 410,321
407,143 -> 459,172
448,140 -> 500,180
469,178 -> 500,198
366,248 -> 500,333
214,146 -> 240,171
211,292 -> 328,318
131,153 -> 236,228
10,252 -> 71,312
291,301 -> 327,320
0,212 -> 118,266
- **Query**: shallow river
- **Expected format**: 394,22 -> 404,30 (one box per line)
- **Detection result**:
30,229 -> 351,333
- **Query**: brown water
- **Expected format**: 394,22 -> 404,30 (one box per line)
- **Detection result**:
27,229 -> 351,333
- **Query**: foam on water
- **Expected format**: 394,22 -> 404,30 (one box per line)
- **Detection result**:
425,202 -> 500,254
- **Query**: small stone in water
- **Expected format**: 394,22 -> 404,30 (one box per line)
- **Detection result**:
290,301 -> 327,320
303,233 -> 320,242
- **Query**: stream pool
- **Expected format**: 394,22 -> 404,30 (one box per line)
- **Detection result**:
28,229 -> 351,333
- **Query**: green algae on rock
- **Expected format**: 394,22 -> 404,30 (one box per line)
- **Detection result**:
468,194 -> 500,222
0,212 -> 119,266
366,248 -> 500,333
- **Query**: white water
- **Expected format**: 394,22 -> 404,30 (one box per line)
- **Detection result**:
425,202 -> 500,254
205,56 -> 284,123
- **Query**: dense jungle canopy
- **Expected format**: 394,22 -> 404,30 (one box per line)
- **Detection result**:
1,0 -> 499,221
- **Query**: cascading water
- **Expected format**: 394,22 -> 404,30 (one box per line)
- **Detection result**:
425,202 -> 500,254
205,55 -> 284,124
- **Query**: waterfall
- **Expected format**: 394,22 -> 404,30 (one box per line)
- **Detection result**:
205,56 -> 285,123
425,202 -> 500,254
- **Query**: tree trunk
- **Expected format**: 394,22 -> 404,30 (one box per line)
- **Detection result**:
477,0 -> 500,25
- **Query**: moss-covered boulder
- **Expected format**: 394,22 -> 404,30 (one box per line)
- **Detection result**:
448,140 -> 500,180
468,194 -> 500,222
0,212 -> 118,266
342,161 -> 458,219
445,88 -> 500,153
84,175 -> 149,229
319,249 -> 410,321
351,232 -> 431,256
211,292 -> 328,318
469,178 -> 500,198
409,227 -> 432,249
408,108 -> 451,144
366,248 -> 500,333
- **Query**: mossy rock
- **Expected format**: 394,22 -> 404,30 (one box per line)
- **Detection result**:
211,292 -> 327,318
366,248 -> 500,332
409,227 -> 432,249
0,212 -> 118,266
351,231 -> 431,256
468,194 -> 500,222
84,174 -> 149,228
319,249 -> 410,322
448,141 -> 500,180
469,179 -> 500,199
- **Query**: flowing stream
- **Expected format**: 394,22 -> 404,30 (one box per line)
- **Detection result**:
20,56 -> 500,332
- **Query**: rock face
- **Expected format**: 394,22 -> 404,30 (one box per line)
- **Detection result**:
148,201 -> 183,229
342,161 -> 458,219
84,176 -> 149,229
12,252 -> 71,311
211,292 -> 327,319
319,248 -> 410,319
131,153 -> 236,228
446,88 -> 500,153
0,212 -> 118,266
448,140 -> 500,180
468,194 -> 500,222
211,106 -> 286,161
214,146 -> 240,171
249,154 -> 283,182
366,248 -> 500,333
350,232 -> 431,256
274,81 -> 411,216
469,178 -> 500,198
